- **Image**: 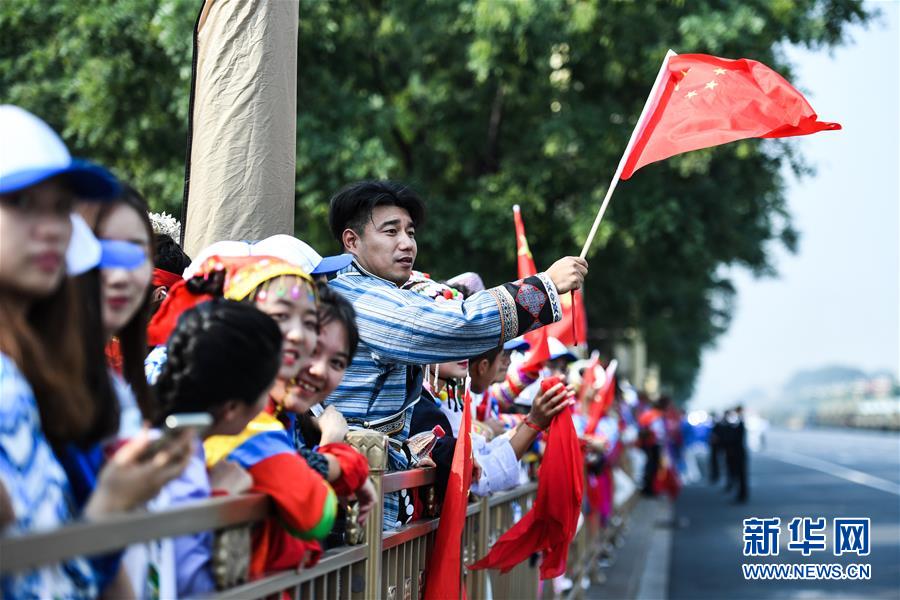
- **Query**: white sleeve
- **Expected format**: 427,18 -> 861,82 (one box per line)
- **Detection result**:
469,435 -> 520,497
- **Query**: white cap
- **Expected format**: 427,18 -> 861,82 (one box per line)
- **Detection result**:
547,336 -> 576,361
182,234 -> 352,279
252,234 -> 352,276
65,213 -> 102,275
0,105 -> 118,198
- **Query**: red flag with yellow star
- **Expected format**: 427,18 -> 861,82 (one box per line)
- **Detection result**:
621,53 -> 841,180
513,204 -> 537,278
513,205 -> 551,371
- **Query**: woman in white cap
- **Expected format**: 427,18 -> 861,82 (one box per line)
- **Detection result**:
0,105 -> 192,598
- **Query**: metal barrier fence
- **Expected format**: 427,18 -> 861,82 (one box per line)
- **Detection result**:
0,429 -> 637,599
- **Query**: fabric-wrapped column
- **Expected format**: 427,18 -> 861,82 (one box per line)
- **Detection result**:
183,0 -> 298,256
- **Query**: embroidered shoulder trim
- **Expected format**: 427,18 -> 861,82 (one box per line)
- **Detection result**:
536,272 -> 563,323
488,285 -> 519,342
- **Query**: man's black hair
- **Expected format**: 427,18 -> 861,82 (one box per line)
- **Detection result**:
155,233 -> 192,276
328,180 -> 426,244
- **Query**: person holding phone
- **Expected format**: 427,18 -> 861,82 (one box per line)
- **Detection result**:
153,299 -> 294,596
149,255 -> 339,578
0,105 -> 192,599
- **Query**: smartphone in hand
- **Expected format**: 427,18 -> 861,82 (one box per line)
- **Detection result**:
138,413 -> 213,461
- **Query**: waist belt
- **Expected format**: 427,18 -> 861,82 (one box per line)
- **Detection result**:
345,362 -> 424,438
346,405 -> 414,438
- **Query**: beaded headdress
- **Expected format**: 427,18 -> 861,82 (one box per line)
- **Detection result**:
194,255 -> 316,302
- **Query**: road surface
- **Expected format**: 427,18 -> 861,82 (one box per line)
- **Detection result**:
669,427 -> 900,599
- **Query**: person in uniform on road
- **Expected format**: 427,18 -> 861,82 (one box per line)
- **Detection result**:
729,405 -> 749,503
708,411 -> 723,484
722,406 -> 748,503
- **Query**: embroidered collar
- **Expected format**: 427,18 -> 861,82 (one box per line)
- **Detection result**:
341,260 -> 410,289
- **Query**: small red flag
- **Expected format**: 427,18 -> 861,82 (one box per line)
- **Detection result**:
621,53 -> 841,180
424,387 -> 473,600
585,360 -> 617,436
577,354 -> 599,407
513,205 -> 550,371
513,204 -> 537,278
545,288 -> 588,347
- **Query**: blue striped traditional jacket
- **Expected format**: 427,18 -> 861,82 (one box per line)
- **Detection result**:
326,261 -> 562,528
326,261 -> 562,445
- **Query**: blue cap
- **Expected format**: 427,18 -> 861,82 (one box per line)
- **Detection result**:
504,337 -> 531,352
312,252 -> 353,275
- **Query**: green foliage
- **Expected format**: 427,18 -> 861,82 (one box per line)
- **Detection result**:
0,0 -> 870,400
0,0 -> 195,209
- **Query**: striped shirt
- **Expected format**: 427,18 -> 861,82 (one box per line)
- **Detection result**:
325,261 -> 561,527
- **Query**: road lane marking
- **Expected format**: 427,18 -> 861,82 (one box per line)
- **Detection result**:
763,449 -> 900,497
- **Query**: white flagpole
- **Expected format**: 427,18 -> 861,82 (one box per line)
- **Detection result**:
579,49 -> 678,260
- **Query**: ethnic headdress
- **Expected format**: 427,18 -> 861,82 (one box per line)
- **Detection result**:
194,255 -> 316,302
147,255 -> 316,347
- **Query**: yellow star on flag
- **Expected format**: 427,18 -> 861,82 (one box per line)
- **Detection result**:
686,90 -> 698,99
705,80 -> 718,90
518,235 -> 533,259
713,68 -> 727,75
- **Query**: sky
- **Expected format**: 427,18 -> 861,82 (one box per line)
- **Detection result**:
690,0 -> 900,410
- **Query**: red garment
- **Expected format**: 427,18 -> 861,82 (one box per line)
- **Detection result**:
317,442 -> 370,496
585,468 -> 613,523
637,408 -> 662,428
424,389 -> 473,600
152,267 -> 182,289
653,462 -> 681,500
146,278 -> 213,347
621,53 -> 841,180
469,408 -> 584,580
251,518 -> 322,577
244,452 -> 335,576
105,338 -> 123,374
263,400 -> 370,497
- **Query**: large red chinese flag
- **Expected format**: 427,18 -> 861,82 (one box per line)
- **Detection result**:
513,205 -> 550,371
469,407 -> 584,579
425,388 -> 473,600
621,53 -> 841,179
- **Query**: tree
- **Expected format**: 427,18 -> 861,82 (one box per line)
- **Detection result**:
0,0 -> 871,400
